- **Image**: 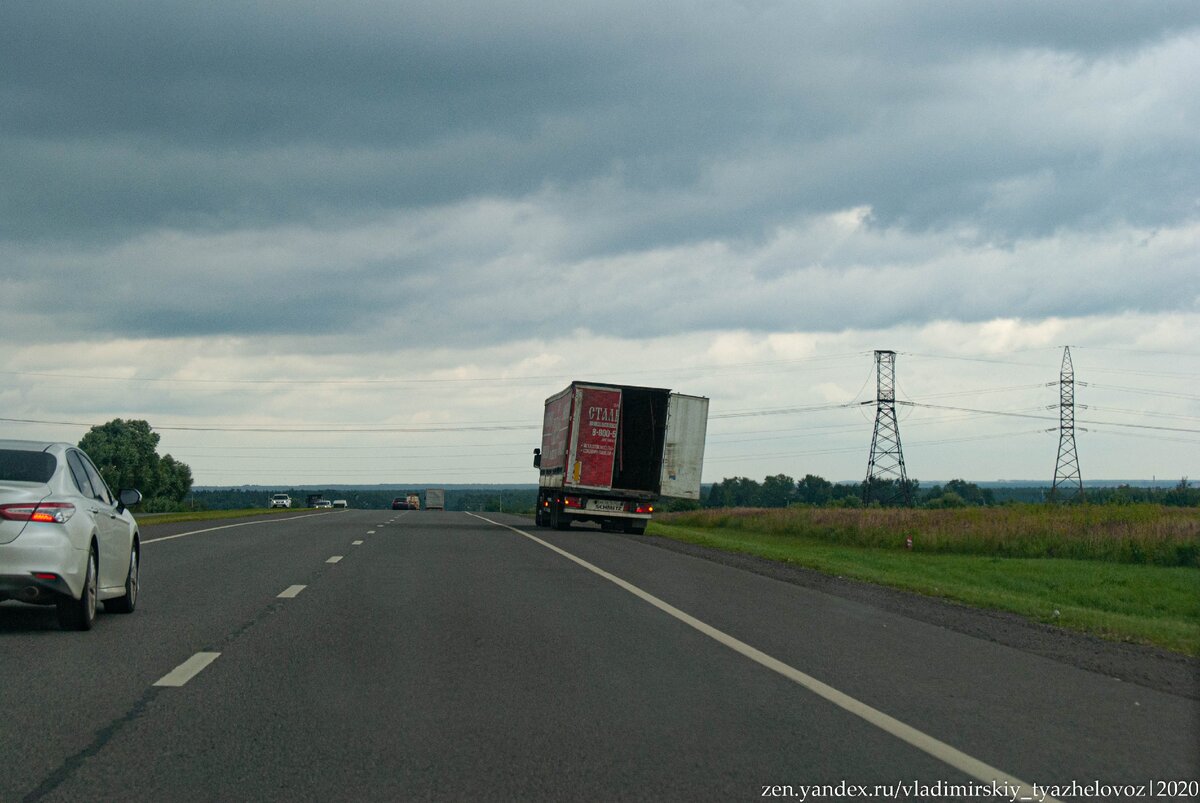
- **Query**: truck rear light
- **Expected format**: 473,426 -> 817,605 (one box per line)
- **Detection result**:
564,496 -> 582,508
634,504 -> 654,514
0,502 -> 76,523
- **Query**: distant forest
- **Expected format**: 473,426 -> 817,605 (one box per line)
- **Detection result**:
186,475 -> 1199,513
189,487 -> 539,513
700,475 -> 1200,509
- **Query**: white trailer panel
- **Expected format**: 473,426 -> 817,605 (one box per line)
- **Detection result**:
658,393 -> 709,500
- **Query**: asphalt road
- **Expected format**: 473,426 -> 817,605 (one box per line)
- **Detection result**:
1,509 -> 1196,802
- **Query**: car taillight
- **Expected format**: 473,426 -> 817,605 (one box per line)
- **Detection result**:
0,502 -> 76,523
635,504 -> 654,514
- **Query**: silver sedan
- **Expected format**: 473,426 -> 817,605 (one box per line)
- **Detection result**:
0,440 -> 142,630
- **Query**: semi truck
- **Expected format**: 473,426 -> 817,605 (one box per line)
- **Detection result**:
533,381 -> 708,534
425,488 -> 445,510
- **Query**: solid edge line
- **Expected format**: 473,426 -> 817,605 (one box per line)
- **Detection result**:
153,652 -> 221,687
142,512 -> 331,545
467,513 -> 1060,803
278,585 -> 307,598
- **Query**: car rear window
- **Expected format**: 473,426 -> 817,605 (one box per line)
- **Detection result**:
0,449 -> 57,483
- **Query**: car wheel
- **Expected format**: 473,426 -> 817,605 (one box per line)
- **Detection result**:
106,542 -> 139,614
57,545 -> 98,631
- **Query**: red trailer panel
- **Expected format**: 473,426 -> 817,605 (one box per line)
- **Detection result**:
539,388 -> 573,473
568,386 -> 622,489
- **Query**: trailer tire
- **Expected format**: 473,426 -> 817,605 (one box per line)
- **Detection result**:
550,503 -> 571,530
624,521 -> 647,535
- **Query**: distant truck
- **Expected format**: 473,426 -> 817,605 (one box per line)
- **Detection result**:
533,381 -> 708,534
425,488 -> 445,510
406,493 -> 421,510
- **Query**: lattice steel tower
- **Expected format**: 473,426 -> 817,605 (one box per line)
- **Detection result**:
1051,345 -> 1083,501
863,350 -> 912,506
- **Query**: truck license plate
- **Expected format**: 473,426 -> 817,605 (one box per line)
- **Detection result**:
588,500 -> 626,512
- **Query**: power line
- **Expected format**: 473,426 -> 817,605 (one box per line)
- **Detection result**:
0,352 -> 869,388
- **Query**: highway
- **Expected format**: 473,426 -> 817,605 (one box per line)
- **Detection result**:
1,509 -> 1197,801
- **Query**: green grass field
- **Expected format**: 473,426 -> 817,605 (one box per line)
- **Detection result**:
651,506 -> 1200,656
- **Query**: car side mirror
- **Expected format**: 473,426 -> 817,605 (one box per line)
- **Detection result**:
117,489 -> 143,512
533,448 -> 541,468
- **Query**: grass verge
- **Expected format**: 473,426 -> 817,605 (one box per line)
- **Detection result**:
135,507 -> 316,526
648,521 -> 1200,656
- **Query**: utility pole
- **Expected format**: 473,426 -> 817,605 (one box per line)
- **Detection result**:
863,350 -> 912,506
1051,346 -> 1084,501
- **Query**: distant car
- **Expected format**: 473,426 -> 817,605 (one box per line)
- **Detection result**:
313,499 -> 332,509
269,493 -> 292,508
332,499 -> 348,508
391,497 -> 409,510
0,440 -> 142,630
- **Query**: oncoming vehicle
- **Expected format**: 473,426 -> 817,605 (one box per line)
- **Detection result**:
0,440 -> 142,630
332,499 -> 348,508
269,493 -> 292,508
314,499 -> 332,509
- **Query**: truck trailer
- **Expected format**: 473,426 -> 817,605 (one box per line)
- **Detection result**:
425,488 -> 445,510
533,381 -> 708,534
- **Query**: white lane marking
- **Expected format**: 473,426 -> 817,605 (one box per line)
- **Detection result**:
154,652 -> 220,687
142,513 -> 330,545
367,530 -> 376,534
326,555 -> 343,563
352,540 -> 363,545
278,585 -> 307,598
467,513 -> 1058,803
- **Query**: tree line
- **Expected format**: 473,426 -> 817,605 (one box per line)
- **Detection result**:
188,487 -> 540,513
697,474 -> 1200,509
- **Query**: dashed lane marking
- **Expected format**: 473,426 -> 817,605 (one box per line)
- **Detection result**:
326,555 -> 344,564
153,652 -> 221,687
277,585 -> 306,598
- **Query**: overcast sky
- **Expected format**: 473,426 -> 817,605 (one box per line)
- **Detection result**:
2,1 -> 1197,488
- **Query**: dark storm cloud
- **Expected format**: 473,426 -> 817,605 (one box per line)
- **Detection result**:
1,1 -> 1198,345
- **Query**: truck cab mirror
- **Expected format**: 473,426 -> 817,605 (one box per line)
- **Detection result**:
533,448 -> 541,468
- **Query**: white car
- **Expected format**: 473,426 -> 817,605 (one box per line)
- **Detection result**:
269,493 -> 292,508
313,499 -> 333,509
332,499 -> 348,508
0,440 -> 142,630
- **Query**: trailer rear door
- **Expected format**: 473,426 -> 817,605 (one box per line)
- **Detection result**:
566,385 -> 622,490
658,393 -> 709,499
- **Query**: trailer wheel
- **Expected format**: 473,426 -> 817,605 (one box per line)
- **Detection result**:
624,521 -> 647,535
550,502 -> 571,530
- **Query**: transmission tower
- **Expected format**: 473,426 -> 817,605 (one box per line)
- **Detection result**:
1051,346 -> 1084,501
863,350 -> 912,506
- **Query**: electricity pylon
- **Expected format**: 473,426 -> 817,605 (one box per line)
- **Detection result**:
863,350 -> 912,506
1051,346 -> 1084,501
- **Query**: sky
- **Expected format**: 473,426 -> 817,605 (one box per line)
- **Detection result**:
2,1 -> 1198,488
